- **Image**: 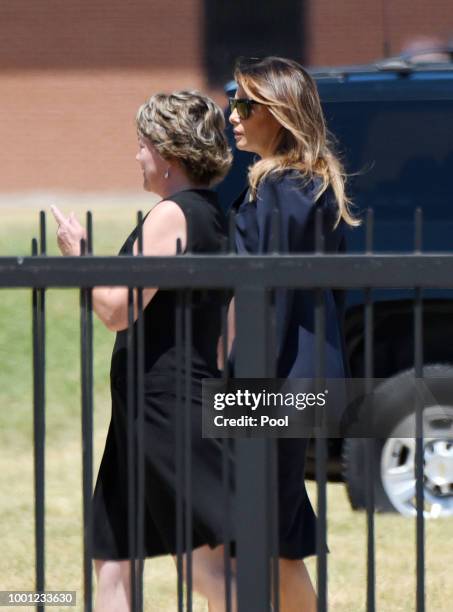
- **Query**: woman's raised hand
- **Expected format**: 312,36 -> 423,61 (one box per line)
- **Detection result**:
50,205 -> 87,256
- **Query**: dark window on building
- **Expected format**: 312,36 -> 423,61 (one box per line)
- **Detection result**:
203,0 -> 306,86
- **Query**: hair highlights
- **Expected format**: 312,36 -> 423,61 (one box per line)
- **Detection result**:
234,57 -> 360,228
136,90 -> 232,186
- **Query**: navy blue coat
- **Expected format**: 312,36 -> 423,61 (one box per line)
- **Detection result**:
231,169 -> 351,558
233,170 -> 348,380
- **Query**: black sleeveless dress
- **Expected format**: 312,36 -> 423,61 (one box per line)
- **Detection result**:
92,189 -> 230,560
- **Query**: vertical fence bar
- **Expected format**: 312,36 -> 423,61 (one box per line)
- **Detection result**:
80,216 -> 94,612
39,216 -> 46,416
221,294 -> 232,612
224,207 -> 237,612
364,209 -> 376,612
135,212 -> 145,612
221,436 -> 233,612
314,207 -> 327,612
86,210 -> 93,254
127,284 -> 137,612
183,213 -> 194,612
32,234 -> 45,612
235,286 -> 271,612
269,434 -> 280,612
39,211 -> 47,256
184,290 -> 193,612
175,284 -> 185,612
414,208 -> 425,612
182,215 -> 193,612
39,213 -> 46,612
174,238 -> 185,611
269,206 -> 280,612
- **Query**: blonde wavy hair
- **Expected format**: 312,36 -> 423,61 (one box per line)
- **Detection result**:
136,90 -> 232,186
234,57 -> 360,227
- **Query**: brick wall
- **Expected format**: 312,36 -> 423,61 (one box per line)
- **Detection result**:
0,0 -> 206,192
1,0 -> 451,192
306,0 -> 453,65
0,0 -> 201,69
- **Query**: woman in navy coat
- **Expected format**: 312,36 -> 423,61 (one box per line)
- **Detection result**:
228,56 -> 360,611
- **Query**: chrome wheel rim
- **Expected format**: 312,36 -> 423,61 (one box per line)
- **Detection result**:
380,406 -> 453,518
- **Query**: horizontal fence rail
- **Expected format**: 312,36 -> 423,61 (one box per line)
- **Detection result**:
2,253 -> 453,288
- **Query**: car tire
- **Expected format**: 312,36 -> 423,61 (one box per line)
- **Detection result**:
342,364 -> 453,516
342,437 -> 395,512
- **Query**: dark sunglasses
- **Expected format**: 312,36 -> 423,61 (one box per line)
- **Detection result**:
229,97 -> 259,120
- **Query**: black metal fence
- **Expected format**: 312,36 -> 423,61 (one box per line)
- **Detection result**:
0,209 -> 450,611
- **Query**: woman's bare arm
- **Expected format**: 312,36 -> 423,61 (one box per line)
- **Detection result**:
217,296 -> 235,370
51,202 -> 187,331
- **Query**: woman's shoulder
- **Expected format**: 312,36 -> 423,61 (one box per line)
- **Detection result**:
167,188 -> 227,251
169,187 -> 217,207
257,170 -> 324,208
260,168 -> 321,190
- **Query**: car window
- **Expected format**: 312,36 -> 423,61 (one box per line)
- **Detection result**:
325,100 -> 453,251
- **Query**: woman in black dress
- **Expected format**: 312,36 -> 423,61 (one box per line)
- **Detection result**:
227,57 -> 360,611
51,91 -> 234,611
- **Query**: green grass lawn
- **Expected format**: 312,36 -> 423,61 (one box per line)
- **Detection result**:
1,201 -> 452,611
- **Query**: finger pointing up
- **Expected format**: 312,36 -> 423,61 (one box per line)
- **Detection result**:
50,205 -> 67,226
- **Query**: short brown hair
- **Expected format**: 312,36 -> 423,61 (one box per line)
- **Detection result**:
136,90 -> 232,186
